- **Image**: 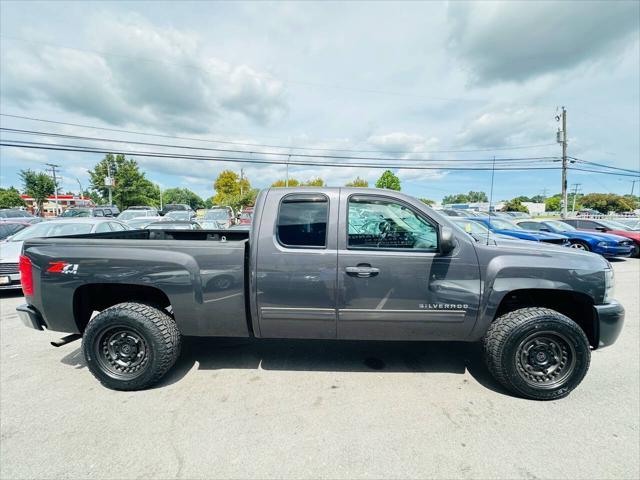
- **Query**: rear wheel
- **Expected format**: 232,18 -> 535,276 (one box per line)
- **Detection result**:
82,302 -> 181,391
483,307 -> 590,400
632,243 -> 640,258
569,240 -> 590,251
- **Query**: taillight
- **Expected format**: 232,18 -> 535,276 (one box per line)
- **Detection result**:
19,255 -> 34,296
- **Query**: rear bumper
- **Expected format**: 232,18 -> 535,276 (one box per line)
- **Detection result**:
16,304 -> 46,331
0,273 -> 21,290
594,300 -> 625,348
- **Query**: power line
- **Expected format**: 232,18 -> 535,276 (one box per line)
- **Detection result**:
0,113 -> 558,155
0,140 -> 564,172
0,127 -> 562,164
568,156 -> 640,174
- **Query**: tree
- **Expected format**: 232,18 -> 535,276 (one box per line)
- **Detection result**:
580,193 -> 636,213
162,188 -> 205,210
214,170 -> 241,198
419,198 -> 435,206
375,170 -> 401,191
0,187 -> 26,208
529,195 -> 545,203
502,198 -> 529,213
545,196 -> 561,212
20,169 -> 55,216
442,191 -> 488,205
88,154 -> 159,210
345,177 -> 369,187
271,179 -> 301,187
304,177 -> 325,186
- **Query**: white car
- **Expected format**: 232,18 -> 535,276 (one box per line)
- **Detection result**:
0,218 -> 129,290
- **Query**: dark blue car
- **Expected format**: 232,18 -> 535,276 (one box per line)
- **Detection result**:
468,217 -> 570,246
516,219 -> 634,258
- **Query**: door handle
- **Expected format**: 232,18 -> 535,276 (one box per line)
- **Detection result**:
345,265 -> 380,278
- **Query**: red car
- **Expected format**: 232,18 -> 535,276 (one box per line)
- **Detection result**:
561,218 -> 640,257
238,208 -> 254,225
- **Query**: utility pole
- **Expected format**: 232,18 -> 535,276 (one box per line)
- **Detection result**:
558,107 -> 568,218
631,179 -> 639,197
240,168 -> 245,195
75,177 -> 83,197
540,187 -> 549,199
570,183 -> 581,215
158,184 -> 163,211
46,163 -> 61,215
285,155 -> 290,187
106,160 -> 113,205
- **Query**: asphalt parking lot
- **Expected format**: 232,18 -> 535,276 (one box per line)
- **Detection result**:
1,259 -> 638,480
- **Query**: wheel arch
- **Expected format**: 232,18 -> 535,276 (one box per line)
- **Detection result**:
494,288 -> 598,348
73,283 -> 172,333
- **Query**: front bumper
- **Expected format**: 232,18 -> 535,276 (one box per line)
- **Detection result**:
594,300 -> 625,348
16,304 -> 46,331
596,245 -> 634,258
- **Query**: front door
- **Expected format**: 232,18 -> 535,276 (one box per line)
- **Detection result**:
337,193 -> 480,340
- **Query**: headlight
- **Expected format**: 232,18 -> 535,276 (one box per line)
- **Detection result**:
597,241 -> 607,247
604,268 -> 615,303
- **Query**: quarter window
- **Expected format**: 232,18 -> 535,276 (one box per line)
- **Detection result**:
277,194 -> 328,248
348,197 -> 437,250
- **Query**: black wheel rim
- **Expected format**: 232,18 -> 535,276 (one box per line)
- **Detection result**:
94,326 -> 149,380
516,330 -> 576,389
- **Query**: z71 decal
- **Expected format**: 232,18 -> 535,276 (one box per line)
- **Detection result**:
47,261 -> 79,274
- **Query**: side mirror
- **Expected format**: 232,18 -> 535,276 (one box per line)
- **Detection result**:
440,226 -> 456,254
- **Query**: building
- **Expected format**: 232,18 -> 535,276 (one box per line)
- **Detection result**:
20,194 -> 93,217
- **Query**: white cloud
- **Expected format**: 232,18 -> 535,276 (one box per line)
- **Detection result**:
367,132 -> 439,158
447,1 -> 639,84
1,14 -> 287,133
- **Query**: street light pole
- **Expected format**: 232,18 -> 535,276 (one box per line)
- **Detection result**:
559,107 -> 568,218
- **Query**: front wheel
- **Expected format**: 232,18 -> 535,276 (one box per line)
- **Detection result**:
569,240 -> 590,251
483,307 -> 590,400
82,302 -> 181,391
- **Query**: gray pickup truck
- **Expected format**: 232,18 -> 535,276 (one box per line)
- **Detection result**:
16,188 -> 624,399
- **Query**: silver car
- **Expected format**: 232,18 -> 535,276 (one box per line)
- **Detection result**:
0,218 -> 129,290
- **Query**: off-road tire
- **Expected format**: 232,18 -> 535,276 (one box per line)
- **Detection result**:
82,302 -> 181,391
483,307 -> 590,400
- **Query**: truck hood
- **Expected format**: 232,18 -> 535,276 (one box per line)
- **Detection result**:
481,236 -> 607,264
0,241 -> 23,263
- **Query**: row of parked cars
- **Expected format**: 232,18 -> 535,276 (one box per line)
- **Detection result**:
0,205 -> 255,290
439,210 -> 640,258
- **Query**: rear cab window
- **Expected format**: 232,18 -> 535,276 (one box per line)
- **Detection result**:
276,194 -> 328,248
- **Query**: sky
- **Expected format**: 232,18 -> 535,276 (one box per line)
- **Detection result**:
1,1 -> 639,203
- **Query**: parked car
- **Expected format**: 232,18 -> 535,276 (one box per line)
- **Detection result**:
61,206 -> 119,218
516,219 -> 634,258
126,216 -> 163,229
0,221 -> 30,240
160,204 -> 193,216
450,218 -> 515,243
438,208 -> 474,217
470,217 -> 570,245
505,212 -> 530,219
237,208 -> 254,225
118,209 -> 159,222
1,218 -> 129,290
146,220 -> 202,230
560,218 -> 640,257
0,208 -> 42,224
16,187 -> 624,400
127,206 -> 157,211
616,218 -> 640,231
163,210 -> 196,221
199,208 -> 235,229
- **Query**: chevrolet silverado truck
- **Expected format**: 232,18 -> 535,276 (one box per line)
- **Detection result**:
16,188 -> 624,400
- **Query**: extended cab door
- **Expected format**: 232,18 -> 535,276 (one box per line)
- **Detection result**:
337,191 -> 481,340
254,189 -> 339,338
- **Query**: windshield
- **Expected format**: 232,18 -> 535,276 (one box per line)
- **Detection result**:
618,219 -> 640,230
118,210 -> 147,220
165,211 -> 191,220
61,209 -> 91,217
598,220 -> 632,231
147,222 -> 198,230
485,218 -> 522,230
544,220 -> 576,232
9,222 -> 93,241
204,210 -> 228,220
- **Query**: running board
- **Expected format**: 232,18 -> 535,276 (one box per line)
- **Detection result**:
50,334 -> 82,348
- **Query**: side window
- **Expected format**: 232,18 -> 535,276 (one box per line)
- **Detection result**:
348,196 -> 438,251
109,222 -> 127,231
578,220 -> 595,229
520,222 -> 541,231
94,209 -> 104,217
276,194 -> 328,248
95,222 -> 111,233
104,209 -> 113,217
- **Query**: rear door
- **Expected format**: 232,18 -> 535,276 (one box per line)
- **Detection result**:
337,191 -> 480,340
255,190 -> 339,338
